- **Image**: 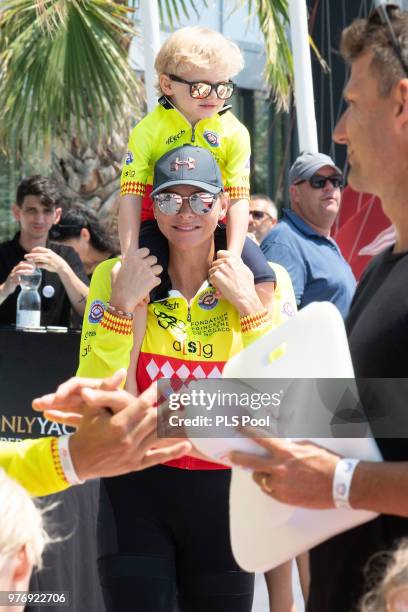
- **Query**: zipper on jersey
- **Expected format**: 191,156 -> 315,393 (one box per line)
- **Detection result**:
187,305 -> 191,322
158,95 -> 231,145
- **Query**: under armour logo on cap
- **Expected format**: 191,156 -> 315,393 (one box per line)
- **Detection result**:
170,157 -> 196,171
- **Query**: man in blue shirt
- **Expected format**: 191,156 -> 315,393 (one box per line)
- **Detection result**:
261,151 -> 356,318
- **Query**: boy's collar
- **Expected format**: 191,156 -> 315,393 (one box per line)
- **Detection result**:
158,95 -> 232,116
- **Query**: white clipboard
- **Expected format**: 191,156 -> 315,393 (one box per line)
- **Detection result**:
189,302 -> 382,572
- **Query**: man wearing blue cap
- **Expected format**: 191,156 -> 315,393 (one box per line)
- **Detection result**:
260,151 -> 356,318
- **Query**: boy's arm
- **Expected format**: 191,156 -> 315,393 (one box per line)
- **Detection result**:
226,197 -> 250,256
224,121 -> 251,255
119,117 -> 154,255
118,194 -> 143,255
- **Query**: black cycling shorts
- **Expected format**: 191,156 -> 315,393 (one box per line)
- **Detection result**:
97,465 -> 254,612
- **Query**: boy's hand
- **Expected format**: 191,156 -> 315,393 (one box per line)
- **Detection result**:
209,250 -> 262,314
110,248 -> 162,312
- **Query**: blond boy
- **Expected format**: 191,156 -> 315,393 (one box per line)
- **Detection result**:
119,27 -> 256,264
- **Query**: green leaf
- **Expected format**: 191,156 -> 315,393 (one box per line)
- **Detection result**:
0,0 -> 141,154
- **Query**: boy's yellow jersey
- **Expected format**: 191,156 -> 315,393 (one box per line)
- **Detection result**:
120,97 -> 250,219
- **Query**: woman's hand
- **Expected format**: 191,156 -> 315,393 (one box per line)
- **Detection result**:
208,250 -> 263,315
110,248 -> 162,312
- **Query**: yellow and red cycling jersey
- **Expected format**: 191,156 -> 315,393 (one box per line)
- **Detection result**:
0,438 -> 69,497
78,258 -> 275,469
120,97 -> 251,221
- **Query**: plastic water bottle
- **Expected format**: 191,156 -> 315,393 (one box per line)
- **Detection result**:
16,266 -> 42,328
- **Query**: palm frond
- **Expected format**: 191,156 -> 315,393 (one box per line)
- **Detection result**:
157,0 -> 206,29
246,0 -> 293,112
0,0 -> 141,155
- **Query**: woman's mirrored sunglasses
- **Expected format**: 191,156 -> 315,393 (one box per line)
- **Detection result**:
168,74 -> 235,100
153,192 -> 219,215
295,175 -> 344,190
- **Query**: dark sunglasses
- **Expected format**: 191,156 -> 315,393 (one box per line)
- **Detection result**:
249,210 -> 271,220
153,192 -> 219,215
168,74 -> 236,100
367,3 -> 408,77
295,175 -> 343,190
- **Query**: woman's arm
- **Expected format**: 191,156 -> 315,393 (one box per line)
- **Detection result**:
77,251 -> 161,379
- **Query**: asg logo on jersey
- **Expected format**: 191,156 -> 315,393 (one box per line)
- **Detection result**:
88,300 -> 105,324
203,130 -> 220,147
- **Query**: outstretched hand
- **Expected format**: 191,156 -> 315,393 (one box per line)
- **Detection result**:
32,369 -> 127,425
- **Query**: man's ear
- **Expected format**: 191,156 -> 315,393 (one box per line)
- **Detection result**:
289,185 -> 298,206
395,78 -> 408,129
12,204 -> 21,223
159,74 -> 173,96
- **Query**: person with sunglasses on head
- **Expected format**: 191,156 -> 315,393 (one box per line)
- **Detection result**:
77,145 -> 280,612
260,151 -> 356,318
50,204 -> 119,277
118,26 -> 276,311
248,194 -> 278,245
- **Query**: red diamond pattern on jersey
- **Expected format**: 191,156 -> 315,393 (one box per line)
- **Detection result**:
120,180 -> 146,197
137,352 -> 228,470
225,185 -> 250,199
137,352 -> 225,393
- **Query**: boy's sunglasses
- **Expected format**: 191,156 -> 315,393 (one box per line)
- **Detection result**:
249,210 -> 271,220
367,4 -> 408,77
153,192 -> 219,215
168,74 -> 236,100
295,175 -> 344,190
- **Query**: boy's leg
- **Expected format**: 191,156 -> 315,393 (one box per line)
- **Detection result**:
139,220 -> 171,300
241,235 -> 276,311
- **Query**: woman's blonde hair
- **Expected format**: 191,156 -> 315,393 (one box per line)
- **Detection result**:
155,26 -> 244,94
360,539 -> 408,611
0,469 -> 50,571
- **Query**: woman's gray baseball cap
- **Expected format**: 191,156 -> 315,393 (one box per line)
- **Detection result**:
151,144 -> 224,196
289,152 -> 342,185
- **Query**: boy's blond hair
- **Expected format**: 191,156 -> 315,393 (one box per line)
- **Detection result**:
155,26 -> 244,95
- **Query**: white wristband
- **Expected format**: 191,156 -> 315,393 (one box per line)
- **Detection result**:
58,434 -> 85,486
332,458 -> 360,509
